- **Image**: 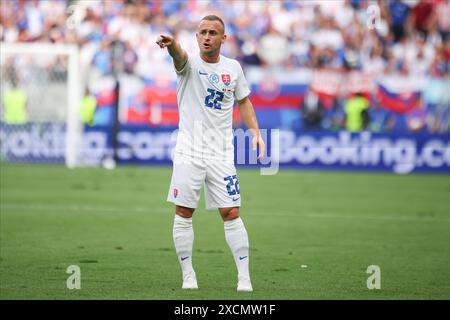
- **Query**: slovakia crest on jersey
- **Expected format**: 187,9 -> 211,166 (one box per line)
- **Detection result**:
173,188 -> 178,198
221,74 -> 231,86
209,73 -> 220,84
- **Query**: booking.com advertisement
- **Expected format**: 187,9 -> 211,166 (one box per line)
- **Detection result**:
1,123 -> 449,174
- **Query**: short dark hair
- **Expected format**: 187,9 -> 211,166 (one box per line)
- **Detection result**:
201,15 -> 225,33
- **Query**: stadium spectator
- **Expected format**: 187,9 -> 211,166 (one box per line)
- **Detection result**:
92,40 -> 113,76
408,0 -> 435,40
302,90 -> 324,131
406,101 -> 428,132
363,44 -> 386,76
368,98 -> 391,132
80,88 -> 97,126
256,23 -> 289,66
344,92 -> 370,131
389,0 -> 410,42
122,41 -> 139,74
2,76 -> 27,125
321,97 -> 346,131
435,0 -> 450,43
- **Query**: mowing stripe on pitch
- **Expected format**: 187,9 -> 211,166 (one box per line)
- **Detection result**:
2,203 -> 449,223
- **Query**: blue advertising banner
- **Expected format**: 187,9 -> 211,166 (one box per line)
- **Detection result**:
0,123 -> 66,163
277,130 -> 450,174
1,123 -> 449,174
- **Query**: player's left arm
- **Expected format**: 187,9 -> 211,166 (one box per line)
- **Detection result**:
237,96 -> 266,160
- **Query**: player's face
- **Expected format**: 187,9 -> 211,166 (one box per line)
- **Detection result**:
196,20 -> 226,57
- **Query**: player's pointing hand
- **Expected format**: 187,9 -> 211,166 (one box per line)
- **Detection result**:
156,34 -> 174,48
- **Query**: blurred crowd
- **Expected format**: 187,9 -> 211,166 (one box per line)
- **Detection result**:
1,0 -> 449,132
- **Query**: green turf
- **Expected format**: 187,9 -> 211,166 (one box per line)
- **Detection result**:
1,163 -> 449,299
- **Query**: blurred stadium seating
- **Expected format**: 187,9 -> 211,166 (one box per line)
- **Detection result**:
1,0 -> 449,172
1,0 -> 449,132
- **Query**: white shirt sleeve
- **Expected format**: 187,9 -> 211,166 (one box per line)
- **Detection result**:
234,62 -> 251,101
175,54 -> 191,76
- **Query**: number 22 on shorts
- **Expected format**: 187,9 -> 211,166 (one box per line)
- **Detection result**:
224,175 -> 240,196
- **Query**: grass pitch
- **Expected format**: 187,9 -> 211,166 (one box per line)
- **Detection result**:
1,163 -> 449,299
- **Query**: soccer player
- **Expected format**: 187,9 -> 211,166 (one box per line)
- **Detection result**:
156,15 -> 265,292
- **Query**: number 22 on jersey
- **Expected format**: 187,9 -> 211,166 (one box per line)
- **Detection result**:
204,88 -> 224,110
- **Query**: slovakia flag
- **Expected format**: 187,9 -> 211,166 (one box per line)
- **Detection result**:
377,84 -> 421,114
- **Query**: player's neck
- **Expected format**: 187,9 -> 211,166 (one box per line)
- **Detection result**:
200,52 -> 220,64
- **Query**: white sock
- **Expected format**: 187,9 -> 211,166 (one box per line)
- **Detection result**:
224,217 -> 250,280
173,215 -> 195,276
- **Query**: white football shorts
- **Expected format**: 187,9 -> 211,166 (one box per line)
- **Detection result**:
167,153 -> 242,210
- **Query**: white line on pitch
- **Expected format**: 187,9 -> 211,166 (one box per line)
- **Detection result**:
1,203 -> 449,223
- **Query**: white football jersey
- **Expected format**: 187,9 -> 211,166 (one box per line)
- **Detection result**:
174,54 -> 250,161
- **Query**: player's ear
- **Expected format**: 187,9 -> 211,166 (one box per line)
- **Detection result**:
221,34 -> 227,44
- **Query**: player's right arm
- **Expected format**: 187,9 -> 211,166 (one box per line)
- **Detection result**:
156,34 -> 188,72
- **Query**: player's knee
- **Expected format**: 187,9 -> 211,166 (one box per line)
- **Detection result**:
175,205 -> 194,218
220,207 -> 240,221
